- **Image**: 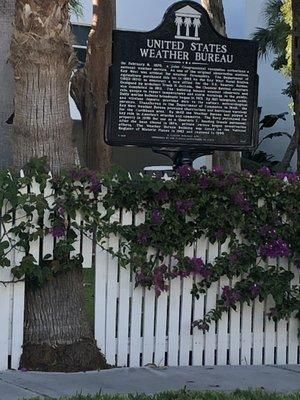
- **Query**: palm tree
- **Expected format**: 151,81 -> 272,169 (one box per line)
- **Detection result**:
201,0 -> 241,172
252,0 -> 290,73
202,0 -> 226,35
11,1 -> 76,173
251,0 -> 299,170
11,0 -> 107,371
0,0 -> 14,169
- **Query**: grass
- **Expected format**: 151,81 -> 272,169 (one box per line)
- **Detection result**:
26,390 -> 300,400
83,268 -> 95,328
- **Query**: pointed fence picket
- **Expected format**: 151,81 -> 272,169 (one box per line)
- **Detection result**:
168,274 -> 181,366
94,188 -> 110,355
217,240 -> 230,366
128,211 -> 145,367
179,243 -> 194,366
142,248 -> 156,366
0,174 -> 26,371
10,179 -> 27,370
0,176 -> 299,371
204,240 -> 218,366
253,258 -> 268,365
288,262 -> 300,364
192,237 -> 206,366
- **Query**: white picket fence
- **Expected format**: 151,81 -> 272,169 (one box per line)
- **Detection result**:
0,269 -> 25,370
0,177 -> 299,370
0,194 -> 26,371
94,209 -> 300,368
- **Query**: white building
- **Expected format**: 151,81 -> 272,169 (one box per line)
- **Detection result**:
71,0 -> 295,170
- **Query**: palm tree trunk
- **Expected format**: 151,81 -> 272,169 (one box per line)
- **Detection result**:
11,0 -> 76,174
71,0 -> 115,171
292,0 -> 300,171
201,0 -> 241,173
0,0 -> 15,169
202,0 -> 226,35
21,268 -> 107,372
11,0 -> 107,371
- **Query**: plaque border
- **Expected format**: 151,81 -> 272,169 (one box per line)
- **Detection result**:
105,0 -> 259,152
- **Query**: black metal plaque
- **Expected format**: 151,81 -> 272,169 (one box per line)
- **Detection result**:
106,1 -> 259,151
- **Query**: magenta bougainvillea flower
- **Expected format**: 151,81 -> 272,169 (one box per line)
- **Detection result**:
155,189 -> 169,203
259,238 -> 290,258
177,165 -> 194,179
137,231 -> 149,245
51,226 -> 66,238
258,166 -> 272,176
151,210 -> 163,225
190,258 -> 213,279
276,172 -> 299,182
212,166 -> 224,175
58,207 -> 65,217
222,286 -> 241,308
228,250 -> 242,264
232,192 -> 252,212
250,283 -> 262,298
153,264 -> 169,296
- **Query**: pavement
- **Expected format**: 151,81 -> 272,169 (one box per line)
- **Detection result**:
1,365 -> 300,400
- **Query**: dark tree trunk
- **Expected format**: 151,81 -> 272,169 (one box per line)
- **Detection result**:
280,130 -> 297,170
202,0 -> 241,173
21,268 -> 107,372
292,0 -> 300,171
11,0 -> 108,371
71,0 -> 115,171
0,0 -> 15,169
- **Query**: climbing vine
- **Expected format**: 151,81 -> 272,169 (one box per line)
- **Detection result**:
0,158 -> 299,330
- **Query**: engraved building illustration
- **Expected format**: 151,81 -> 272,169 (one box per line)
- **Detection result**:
174,5 -> 201,40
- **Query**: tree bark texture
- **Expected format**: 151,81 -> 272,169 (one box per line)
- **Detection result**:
292,0 -> 300,171
20,268 -> 108,372
201,0 -> 241,172
11,0 -> 108,371
202,0 -> 226,35
71,0 -> 115,171
11,0 -> 76,174
280,130 -> 297,170
0,0 -> 15,169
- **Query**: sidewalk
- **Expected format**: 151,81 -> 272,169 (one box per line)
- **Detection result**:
1,365 -> 300,400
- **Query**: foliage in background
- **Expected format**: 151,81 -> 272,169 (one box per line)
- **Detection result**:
251,0 -> 295,171
252,0 -> 291,77
69,0 -> 83,17
0,160 -> 299,331
242,111 -> 291,171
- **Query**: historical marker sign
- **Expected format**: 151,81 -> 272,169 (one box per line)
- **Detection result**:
106,1 -> 259,151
